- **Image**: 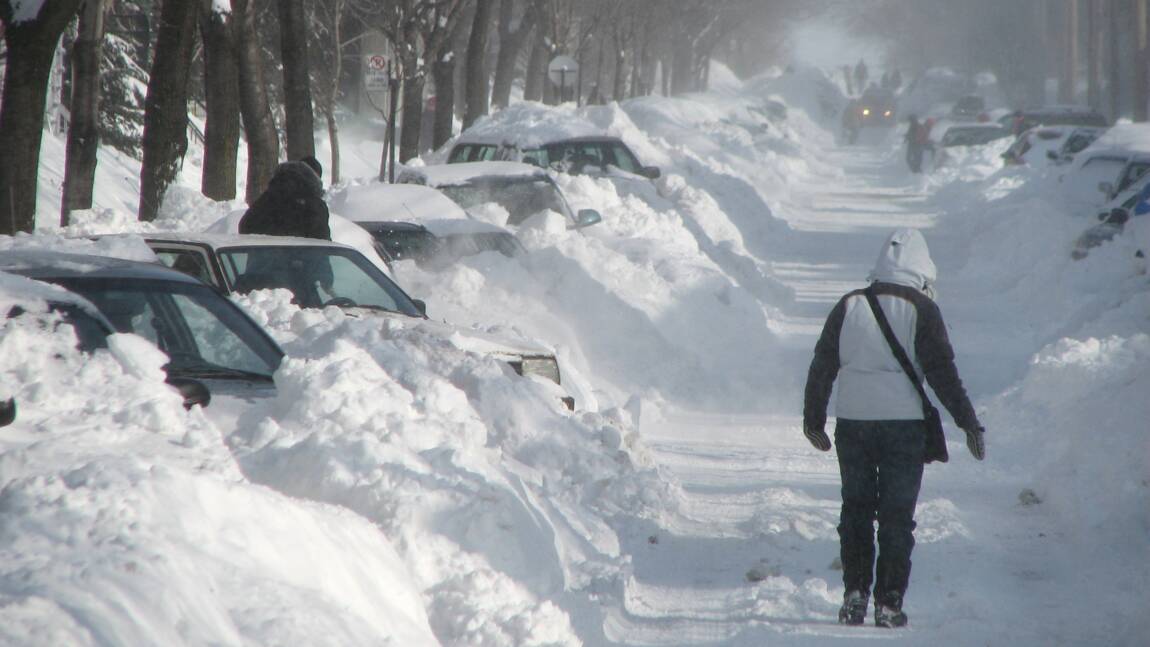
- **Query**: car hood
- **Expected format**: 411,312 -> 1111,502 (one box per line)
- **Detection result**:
343,307 -> 555,359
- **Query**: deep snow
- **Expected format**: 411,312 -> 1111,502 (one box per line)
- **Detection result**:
1,63 -> 1147,646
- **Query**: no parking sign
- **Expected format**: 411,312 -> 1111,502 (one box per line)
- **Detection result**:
365,54 -> 389,91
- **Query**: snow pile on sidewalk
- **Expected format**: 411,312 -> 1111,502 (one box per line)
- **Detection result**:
226,289 -> 677,645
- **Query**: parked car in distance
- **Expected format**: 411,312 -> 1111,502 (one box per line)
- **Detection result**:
141,234 -> 576,409
0,251 -> 284,406
1072,207 -> 1135,260
358,220 -> 525,269
397,162 -> 602,229
1002,105 -> 1109,135
1046,127 -> 1108,165
949,95 -> 986,121
939,123 -> 1011,147
449,134 -> 661,180
1002,126 -> 1071,166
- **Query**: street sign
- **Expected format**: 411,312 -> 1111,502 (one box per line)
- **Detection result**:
365,54 -> 388,91
547,55 -> 579,89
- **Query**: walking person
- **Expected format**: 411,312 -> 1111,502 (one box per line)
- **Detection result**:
904,116 -> 924,173
239,156 -> 330,240
802,228 -> 986,628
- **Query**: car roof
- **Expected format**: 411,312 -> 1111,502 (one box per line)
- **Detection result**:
399,161 -> 549,187
141,232 -> 363,251
0,249 -> 204,284
332,182 -> 469,223
358,218 -> 512,235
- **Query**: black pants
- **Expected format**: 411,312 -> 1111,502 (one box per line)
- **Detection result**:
835,419 -> 925,605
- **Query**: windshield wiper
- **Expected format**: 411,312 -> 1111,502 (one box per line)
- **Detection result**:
166,360 -> 274,382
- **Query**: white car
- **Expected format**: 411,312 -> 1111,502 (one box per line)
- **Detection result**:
397,161 -> 602,229
139,233 -> 577,408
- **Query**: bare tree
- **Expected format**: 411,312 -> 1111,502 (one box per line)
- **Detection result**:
463,0 -> 495,127
313,0 -> 349,184
138,0 -> 199,221
233,0 -> 280,203
61,0 -> 109,224
199,0 -> 241,201
279,0 -> 316,161
0,0 -> 85,234
491,0 -> 535,109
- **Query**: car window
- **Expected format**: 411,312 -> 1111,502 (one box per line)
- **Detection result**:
218,246 -> 423,316
370,227 -> 442,263
448,144 -> 499,163
4,303 -> 111,352
520,147 -> 548,168
154,249 -> 214,286
56,280 -> 282,379
442,233 -> 523,260
1116,162 -> 1150,194
606,142 -> 641,173
439,177 -> 571,225
544,143 -> 606,174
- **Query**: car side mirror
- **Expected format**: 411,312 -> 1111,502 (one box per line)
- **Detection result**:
1098,181 -> 1114,196
412,299 -> 428,317
0,397 -> 15,427
166,377 -> 212,410
573,209 -> 602,229
1107,208 -> 1130,225
640,166 -> 661,179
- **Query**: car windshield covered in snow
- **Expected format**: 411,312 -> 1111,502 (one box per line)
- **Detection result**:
357,221 -> 524,268
216,245 -> 424,316
940,125 -> 1011,147
436,176 -> 573,226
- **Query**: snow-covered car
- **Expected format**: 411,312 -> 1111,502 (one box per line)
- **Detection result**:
1045,126 -> 1108,165
1001,126 -> 1072,166
141,234 -> 576,408
396,162 -> 602,229
449,134 -> 661,180
1071,208 -> 1132,260
0,251 -> 284,407
939,123 -> 1011,147
358,220 -> 525,269
1003,105 -> 1109,134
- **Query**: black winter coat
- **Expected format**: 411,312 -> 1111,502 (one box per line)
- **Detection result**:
239,161 -> 331,240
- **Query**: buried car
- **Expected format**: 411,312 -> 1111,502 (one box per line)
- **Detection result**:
448,134 -> 661,181
141,233 -> 577,409
0,251 -> 284,407
397,161 -> 602,229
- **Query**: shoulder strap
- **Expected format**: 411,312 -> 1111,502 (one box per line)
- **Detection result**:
863,286 -> 933,411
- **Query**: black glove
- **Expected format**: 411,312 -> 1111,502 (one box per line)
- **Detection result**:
804,425 -> 832,452
964,426 -> 985,460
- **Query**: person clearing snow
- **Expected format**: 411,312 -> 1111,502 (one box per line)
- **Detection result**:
801,228 -> 986,628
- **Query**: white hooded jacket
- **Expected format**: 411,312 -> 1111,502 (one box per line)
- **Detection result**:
804,229 -> 980,431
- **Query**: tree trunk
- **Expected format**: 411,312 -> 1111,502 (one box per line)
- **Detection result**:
463,0 -> 494,128
138,0 -> 199,222
0,0 -> 85,234
233,0 -> 280,203
612,34 -> 627,100
432,57 -> 456,149
491,0 -> 535,109
1086,0 -> 1101,109
61,0 -> 108,224
1061,0 -> 1079,103
278,0 -> 315,161
524,27 -> 546,102
399,73 -> 426,163
1137,0 -> 1149,121
199,1 -> 241,201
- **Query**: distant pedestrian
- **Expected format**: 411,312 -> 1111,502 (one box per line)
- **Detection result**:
239,159 -> 330,240
803,228 -> 985,628
904,116 -> 924,173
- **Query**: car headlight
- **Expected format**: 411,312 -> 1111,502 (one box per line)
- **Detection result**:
862,108 -> 871,116
510,355 -> 561,385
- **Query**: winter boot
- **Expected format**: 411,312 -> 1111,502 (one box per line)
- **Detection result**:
838,590 -> 869,625
874,594 -> 908,628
